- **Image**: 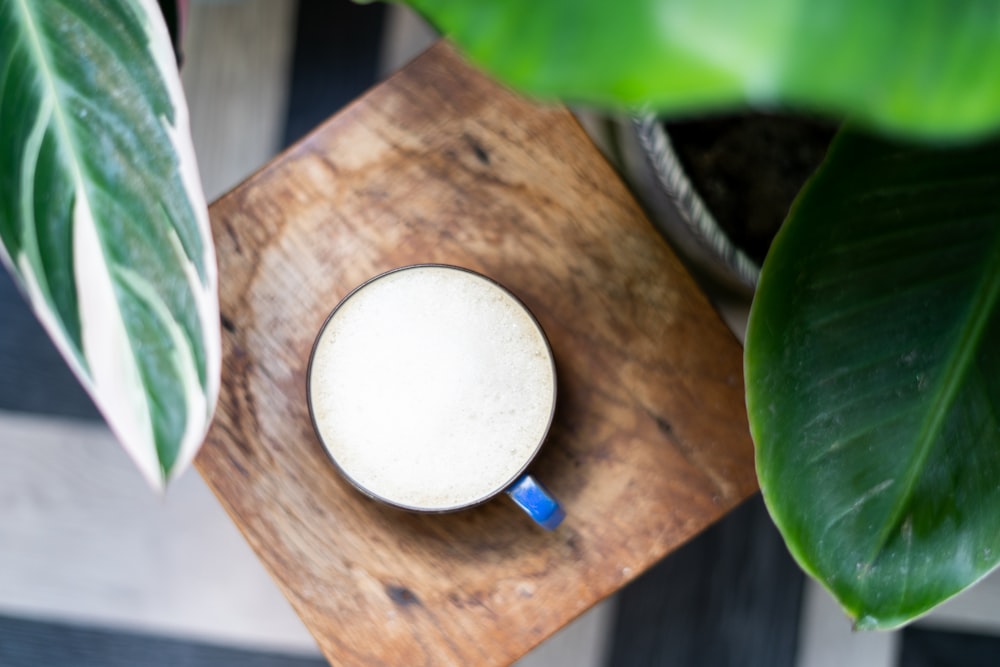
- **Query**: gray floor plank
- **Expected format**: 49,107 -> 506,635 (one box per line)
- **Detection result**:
282,0 -> 385,146
181,0 -> 298,201
899,627 -> 1000,667
609,494 -> 804,667
0,615 -> 326,667
0,269 -> 99,421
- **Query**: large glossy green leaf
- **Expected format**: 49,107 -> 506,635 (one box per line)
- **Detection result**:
746,129 -> 1000,629
0,0 -> 219,488
386,0 -> 1000,140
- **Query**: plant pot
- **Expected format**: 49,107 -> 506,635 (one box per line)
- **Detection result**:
619,112 -> 760,299
612,111 -> 836,338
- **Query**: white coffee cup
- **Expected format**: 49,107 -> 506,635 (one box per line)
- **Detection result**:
307,264 -> 564,529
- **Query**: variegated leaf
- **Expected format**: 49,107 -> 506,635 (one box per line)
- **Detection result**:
0,0 -> 219,488
747,129 -> 1000,628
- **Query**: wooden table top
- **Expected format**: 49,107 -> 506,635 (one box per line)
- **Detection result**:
195,42 -> 758,666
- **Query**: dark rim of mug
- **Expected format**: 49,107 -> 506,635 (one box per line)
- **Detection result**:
306,263 -> 558,514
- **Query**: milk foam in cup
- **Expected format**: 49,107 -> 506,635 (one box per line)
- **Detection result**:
307,264 -> 565,529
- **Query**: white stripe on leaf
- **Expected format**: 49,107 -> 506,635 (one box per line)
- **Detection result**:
74,177 -> 161,487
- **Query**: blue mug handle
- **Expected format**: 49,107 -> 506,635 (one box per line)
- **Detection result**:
506,474 -> 565,530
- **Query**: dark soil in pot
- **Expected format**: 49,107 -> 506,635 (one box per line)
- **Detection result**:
663,113 -> 838,266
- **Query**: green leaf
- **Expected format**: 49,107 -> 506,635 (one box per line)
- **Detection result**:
746,129 -> 1000,629
388,0 -> 1000,140
0,0 -> 219,488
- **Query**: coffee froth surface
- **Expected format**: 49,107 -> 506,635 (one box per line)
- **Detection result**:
308,266 -> 556,511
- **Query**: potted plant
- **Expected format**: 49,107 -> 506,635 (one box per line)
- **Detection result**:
375,0 -> 1000,631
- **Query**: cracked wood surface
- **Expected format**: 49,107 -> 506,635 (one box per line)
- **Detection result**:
195,41 -> 757,667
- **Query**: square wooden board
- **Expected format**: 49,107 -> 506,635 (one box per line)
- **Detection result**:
196,42 -> 757,666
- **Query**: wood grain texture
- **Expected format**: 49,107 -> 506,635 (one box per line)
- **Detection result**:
195,42 -> 757,667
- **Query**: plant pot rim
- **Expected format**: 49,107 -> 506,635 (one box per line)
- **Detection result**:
626,111 -> 761,299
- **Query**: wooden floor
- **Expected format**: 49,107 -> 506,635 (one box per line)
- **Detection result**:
610,496 -> 803,667
4,1 -> 1000,666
